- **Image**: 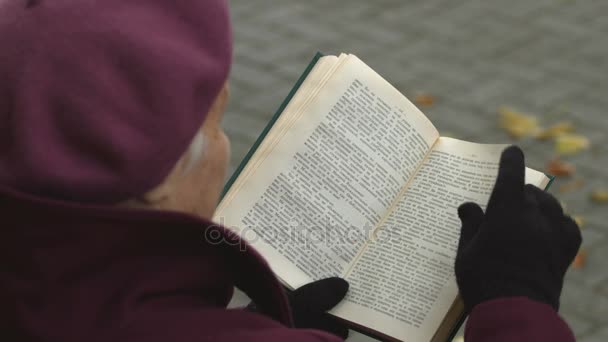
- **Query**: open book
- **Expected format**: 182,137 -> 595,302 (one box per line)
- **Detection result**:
214,53 -> 553,342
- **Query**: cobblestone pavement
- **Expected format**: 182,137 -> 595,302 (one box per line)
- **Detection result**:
224,1 -> 608,340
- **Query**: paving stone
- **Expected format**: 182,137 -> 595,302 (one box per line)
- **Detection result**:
579,327 -> 608,342
560,310 -> 596,338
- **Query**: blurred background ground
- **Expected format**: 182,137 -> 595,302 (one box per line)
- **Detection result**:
224,0 -> 608,340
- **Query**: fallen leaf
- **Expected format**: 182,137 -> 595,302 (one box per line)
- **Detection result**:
572,250 -> 587,269
591,190 -> 608,203
558,179 -> 585,193
573,215 -> 585,229
535,121 -> 575,140
499,107 -> 539,139
555,134 -> 590,155
414,93 -> 435,107
546,159 -> 576,177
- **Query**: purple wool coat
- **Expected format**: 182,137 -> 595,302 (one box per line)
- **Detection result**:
0,187 -> 575,342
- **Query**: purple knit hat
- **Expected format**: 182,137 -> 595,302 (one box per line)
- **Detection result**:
0,0 -> 232,203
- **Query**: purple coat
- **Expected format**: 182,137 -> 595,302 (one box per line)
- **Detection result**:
465,297 -> 575,341
0,187 -> 575,341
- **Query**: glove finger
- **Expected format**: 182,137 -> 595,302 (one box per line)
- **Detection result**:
489,146 -> 525,208
299,314 -> 350,340
561,215 -> 582,263
524,184 -> 564,218
291,277 -> 349,314
457,202 -> 484,245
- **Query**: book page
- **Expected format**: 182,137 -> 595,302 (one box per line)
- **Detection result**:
218,54 -> 343,208
332,137 -> 549,341
215,55 -> 439,289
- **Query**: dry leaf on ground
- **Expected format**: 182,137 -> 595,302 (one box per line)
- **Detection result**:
535,121 -> 575,140
558,179 -> 585,193
414,93 -> 435,107
546,159 -> 576,177
591,190 -> 608,203
499,107 -> 539,139
572,250 -> 587,269
573,216 -> 585,229
555,134 -> 590,155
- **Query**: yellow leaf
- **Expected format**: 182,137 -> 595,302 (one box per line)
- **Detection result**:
591,190 -> 608,203
573,215 -> 585,229
499,107 -> 539,139
535,121 -> 575,140
555,134 -> 590,155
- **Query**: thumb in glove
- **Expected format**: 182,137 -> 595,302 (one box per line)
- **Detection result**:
247,277 -> 350,339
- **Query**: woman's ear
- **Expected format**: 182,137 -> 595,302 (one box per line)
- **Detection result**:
203,83 -> 229,132
137,182 -> 171,208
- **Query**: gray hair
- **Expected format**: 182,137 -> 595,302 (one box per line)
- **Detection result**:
182,131 -> 208,174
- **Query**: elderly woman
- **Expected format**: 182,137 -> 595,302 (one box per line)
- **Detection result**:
1,1 -> 580,341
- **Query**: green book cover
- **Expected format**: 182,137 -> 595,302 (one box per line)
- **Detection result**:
220,53 -> 556,342
545,174 -> 556,190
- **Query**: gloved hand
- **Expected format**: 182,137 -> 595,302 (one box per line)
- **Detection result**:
248,277 -> 350,339
455,146 -> 581,313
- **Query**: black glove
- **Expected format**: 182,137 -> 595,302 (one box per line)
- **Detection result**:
455,146 -> 581,313
248,277 -> 350,339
